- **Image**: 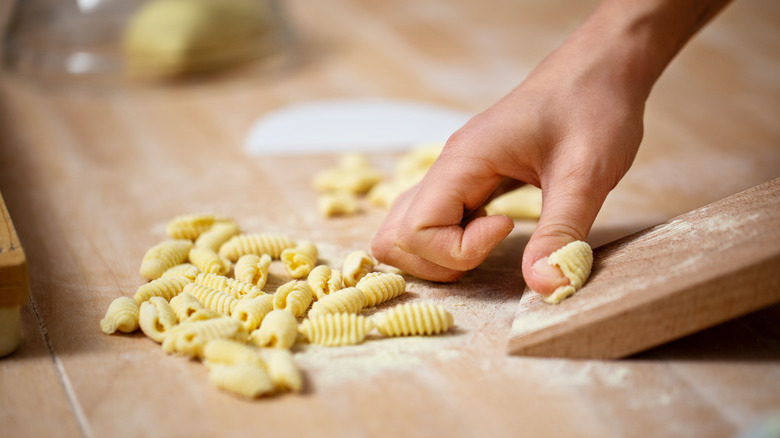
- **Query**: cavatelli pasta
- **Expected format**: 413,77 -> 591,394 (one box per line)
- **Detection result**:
234,254 -> 271,289
298,313 -> 375,347
100,297 -> 140,334
133,276 -> 192,304
342,250 -> 376,287
544,240 -> 594,304
170,292 -> 209,322
218,233 -> 295,262
161,263 -> 201,281
194,221 -> 240,252
162,317 -> 246,358
138,297 -> 179,343
307,287 -> 365,318
166,213 -> 224,240
203,339 -> 266,369
259,349 -> 302,393
194,273 -> 264,300
356,272 -> 406,307
231,295 -> 274,332
373,303 -> 454,337
281,241 -> 318,279
140,239 -> 193,280
307,265 -> 343,300
188,247 -> 230,275
318,191 -> 360,217
248,310 -> 298,349
209,364 -> 275,399
273,280 -> 313,317
182,283 -> 238,316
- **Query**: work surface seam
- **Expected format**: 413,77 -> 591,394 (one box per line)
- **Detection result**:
28,294 -> 93,438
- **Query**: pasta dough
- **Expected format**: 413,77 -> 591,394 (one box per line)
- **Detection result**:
138,297 -> 179,343
188,247 -> 231,275
234,254 -> 271,288
162,317 -> 247,358
218,233 -> 295,261
195,221 -> 240,252
307,265 -> 343,300
543,240 -> 593,304
133,275 -> 192,304
484,185 -> 543,220
308,287 -> 366,318
208,364 -> 275,399
281,241 -> 318,279
231,295 -> 274,332
273,280 -> 314,317
356,272 -> 406,307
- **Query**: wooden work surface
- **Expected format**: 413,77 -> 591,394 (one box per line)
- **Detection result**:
1,0 -> 779,436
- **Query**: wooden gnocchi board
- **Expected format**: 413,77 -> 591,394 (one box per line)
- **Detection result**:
508,178 -> 780,359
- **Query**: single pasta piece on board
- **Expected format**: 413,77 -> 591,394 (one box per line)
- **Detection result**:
100,297 -> 140,334
133,276 -> 192,304
203,339 -> 266,369
140,239 -> 193,280
188,246 -> 230,275
231,295 -> 274,332
218,233 -> 295,261
308,287 -> 366,318
298,313 -> 375,347
342,250 -> 376,287
182,282 -> 238,316
373,303 -> 454,337
234,254 -> 271,289
195,221 -> 240,252
166,213 -> 225,240
162,317 -> 246,358
208,364 -> 275,399
356,272 -> 406,307
248,310 -> 298,349
307,265 -> 343,300
273,280 -> 313,318
138,297 -> 179,343
281,241 -> 318,279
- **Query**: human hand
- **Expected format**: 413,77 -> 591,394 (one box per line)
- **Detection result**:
371,18 -> 649,295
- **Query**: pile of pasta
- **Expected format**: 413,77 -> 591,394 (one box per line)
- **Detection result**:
100,213 -> 455,399
312,143 -> 544,220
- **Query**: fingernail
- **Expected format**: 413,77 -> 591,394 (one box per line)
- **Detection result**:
532,257 -> 563,283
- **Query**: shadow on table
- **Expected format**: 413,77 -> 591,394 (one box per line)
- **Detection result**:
628,302 -> 780,362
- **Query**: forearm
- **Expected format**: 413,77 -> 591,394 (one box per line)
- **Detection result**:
535,0 -> 732,105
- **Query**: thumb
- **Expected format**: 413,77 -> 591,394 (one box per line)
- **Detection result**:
521,175 -> 608,295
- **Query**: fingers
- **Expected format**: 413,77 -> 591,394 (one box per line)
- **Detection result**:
394,144 -> 515,272
371,187 -> 466,282
521,169 -> 610,296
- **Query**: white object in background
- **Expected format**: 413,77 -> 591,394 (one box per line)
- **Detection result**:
244,98 -> 472,155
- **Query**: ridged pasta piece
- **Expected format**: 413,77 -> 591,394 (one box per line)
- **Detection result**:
231,295 -> 274,332
318,191 -> 360,217
308,287 -> 366,318
298,313 -> 375,347
312,164 -> 383,194
140,239 -> 193,280
161,263 -> 201,281
166,213 -> 224,240
203,339 -> 266,369
182,283 -> 238,316
356,272 -> 406,307
194,273 -> 264,300
484,185 -> 543,219
209,364 -> 275,399
248,310 -> 298,349
188,247 -> 230,275
162,317 -> 247,358
544,241 -> 594,304
373,303 -> 454,337
307,265 -> 343,300
170,292 -> 208,322
218,233 -> 295,262
234,254 -> 271,289
100,297 -> 140,334
281,241 -> 318,279
342,250 -> 376,287
273,280 -> 314,317
259,349 -> 302,393
138,297 -> 179,343
194,221 -> 240,252
133,276 -> 192,304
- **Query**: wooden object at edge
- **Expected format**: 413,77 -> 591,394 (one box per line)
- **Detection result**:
0,191 -> 27,308
507,178 -> 780,359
